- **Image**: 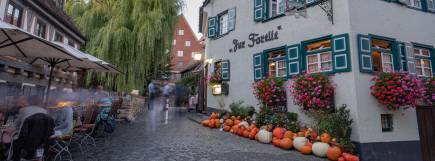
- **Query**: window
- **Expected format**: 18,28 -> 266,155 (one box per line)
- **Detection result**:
178,29 -> 184,36
185,41 -> 191,47
268,50 -> 287,77
177,51 -> 184,57
54,32 -> 63,42
414,47 -> 432,77
173,40 -> 176,46
305,39 -> 333,73
270,0 -> 285,17
214,60 -> 230,81
428,0 -> 435,10
68,39 -> 75,47
404,0 -> 422,8
371,39 -> 394,73
5,2 -> 22,27
219,13 -> 229,35
381,114 -> 393,132
35,20 -> 47,39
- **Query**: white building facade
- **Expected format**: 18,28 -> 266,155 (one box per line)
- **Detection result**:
200,0 -> 435,160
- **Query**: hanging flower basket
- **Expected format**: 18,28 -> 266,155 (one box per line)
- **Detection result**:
208,72 -> 222,86
252,77 -> 286,111
290,74 -> 335,111
370,72 -> 426,110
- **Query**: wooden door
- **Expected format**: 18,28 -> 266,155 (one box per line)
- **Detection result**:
417,106 -> 435,161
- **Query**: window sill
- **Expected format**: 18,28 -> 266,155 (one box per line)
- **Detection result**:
211,31 -> 232,40
261,14 -> 286,23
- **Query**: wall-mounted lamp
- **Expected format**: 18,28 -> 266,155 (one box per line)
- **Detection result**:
193,52 -> 202,61
211,84 -> 222,95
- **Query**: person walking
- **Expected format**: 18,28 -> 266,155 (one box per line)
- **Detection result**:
162,82 -> 172,110
147,81 -> 156,110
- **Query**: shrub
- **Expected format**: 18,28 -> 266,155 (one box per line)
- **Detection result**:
255,107 -> 300,132
229,101 -> 255,118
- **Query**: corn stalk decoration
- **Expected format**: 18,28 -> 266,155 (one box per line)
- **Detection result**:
65,0 -> 180,91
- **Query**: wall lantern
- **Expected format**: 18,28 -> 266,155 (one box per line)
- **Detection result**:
211,84 -> 222,95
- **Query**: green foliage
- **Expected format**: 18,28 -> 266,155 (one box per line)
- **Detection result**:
177,75 -> 199,95
65,0 -> 180,92
316,104 -> 354,152
255,107 -> 300,132
229,101 -> 255,118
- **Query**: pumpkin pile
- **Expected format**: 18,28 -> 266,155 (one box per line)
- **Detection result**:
201,113 -> 360,161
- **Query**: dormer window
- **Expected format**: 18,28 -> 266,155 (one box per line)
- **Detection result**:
5,2 -> 23,27
35,20 -> 47,39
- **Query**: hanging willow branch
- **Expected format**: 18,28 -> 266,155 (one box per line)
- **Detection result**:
65,0 -> 180,92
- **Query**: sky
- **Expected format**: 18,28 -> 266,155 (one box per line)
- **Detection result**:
181,0 -> 205,38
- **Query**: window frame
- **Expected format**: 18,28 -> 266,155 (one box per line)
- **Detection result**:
177,50 -> 184,57
218,11 -> 229,36
370,37 -> 396,73
306,51 -> 333,74
185,41 -> 191,47
413,47 -> 433,77
178,29 -> 184,36
265,46 -> 287,78
54,32 -> 64,42
5,2 -> 23,27
302,36 -> 334,74
35,19 -> 47,39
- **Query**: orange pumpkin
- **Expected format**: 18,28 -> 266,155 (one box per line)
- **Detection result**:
320,133 -> 332,143
238,127 -> 246,136
279,138 -> 293,150
248,124 -> 257,130
338,157 -> 345,161
249,128 -> 259,140
283,131 -> 294,139
234,120 -> 241,126
326,146 -> 342,161
297,132 -> 305,137
201,120 -> 209,126
223,125 -> 231,132
243,130 -> 250,138
210,112 -> 218,119
208,119 -> 216,128
272,137 -> 281,147
272,128 -> 286,139
215,120 -> 221,128
300,145 -> 312,155
342,153 -> 360,161
225,119 -> 234,126
231,125 -> 239,133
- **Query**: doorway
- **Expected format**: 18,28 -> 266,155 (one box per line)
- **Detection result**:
416,105 -> 435,161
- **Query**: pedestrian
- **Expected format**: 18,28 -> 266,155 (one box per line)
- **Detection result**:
147,81 -> 156,110
162,81 -> 172,110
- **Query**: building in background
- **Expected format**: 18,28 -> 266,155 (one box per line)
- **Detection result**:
170,14 -> 204,80
199,0 -> 435,161
0,0 -> 86,103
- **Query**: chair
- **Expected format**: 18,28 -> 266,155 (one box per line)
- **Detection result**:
9,113 -> 54,161
109,99 -> 123,119
73,104 -> 97,150
49,135 -> 73,161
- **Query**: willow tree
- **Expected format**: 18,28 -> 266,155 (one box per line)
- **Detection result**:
65,0 -> 180,92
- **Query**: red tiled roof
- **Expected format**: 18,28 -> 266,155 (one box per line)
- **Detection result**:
32,0 -> 86,42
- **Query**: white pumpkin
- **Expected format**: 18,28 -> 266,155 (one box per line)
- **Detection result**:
293,137 -> 308,150
238,121 -> 249,128
312,142 -> 330,157
257,129 -> 272,144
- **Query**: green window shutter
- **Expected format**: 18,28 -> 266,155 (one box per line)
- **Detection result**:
404,43 -> 417,74
431,47 -> 435,76
221,60 -> 230,81
253,53 -> 263,81
332,34 -> 351,73
398,42 -> 408,71
208,17 -> 217,38
228,7 -> 236,31
422,0 -> 428,11
358,34 -> 373,73
391,41 -> 401,71
254,0 -> 264,21
287,44 -> 300,78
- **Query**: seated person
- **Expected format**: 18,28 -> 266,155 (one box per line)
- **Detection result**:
13,96 -> 47,138
50,105 -> 73,137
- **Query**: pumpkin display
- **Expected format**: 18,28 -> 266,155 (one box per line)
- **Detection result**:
299,145 -> 312,155
210,112 -> 218,119
208,119 -> 216,128
326,146 -> 342,161
202,120 -> 209,126
338,157 -> 345,161
248,124 -> 256,130
283,131 -> 294,139
272,128 -> 286,139
231,125 -> 239,133
223,125 -> 231,132
215,119 -> 221,128
293,137 -> 308,151
342,153 -> 360,161
320,133 -> 332,143
225,119 -> 234,126
234,120 -> 241,126
297,132 -> 305,137
312,142 -> 330,157
257,129 -> 273,144
310,132 -> 318,140
279,138 -> 293,150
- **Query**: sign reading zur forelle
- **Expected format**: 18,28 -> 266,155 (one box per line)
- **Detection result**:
229,26 -> 281,53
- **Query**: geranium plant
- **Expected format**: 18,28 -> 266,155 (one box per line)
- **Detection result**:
290,74 -> 335,111
370,72 -> 426,110
423,77 -> 435,105
252,77 -> 286,110
208,72 -> 222,86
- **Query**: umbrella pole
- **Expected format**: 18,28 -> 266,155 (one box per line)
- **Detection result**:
44,62 -> 56,107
